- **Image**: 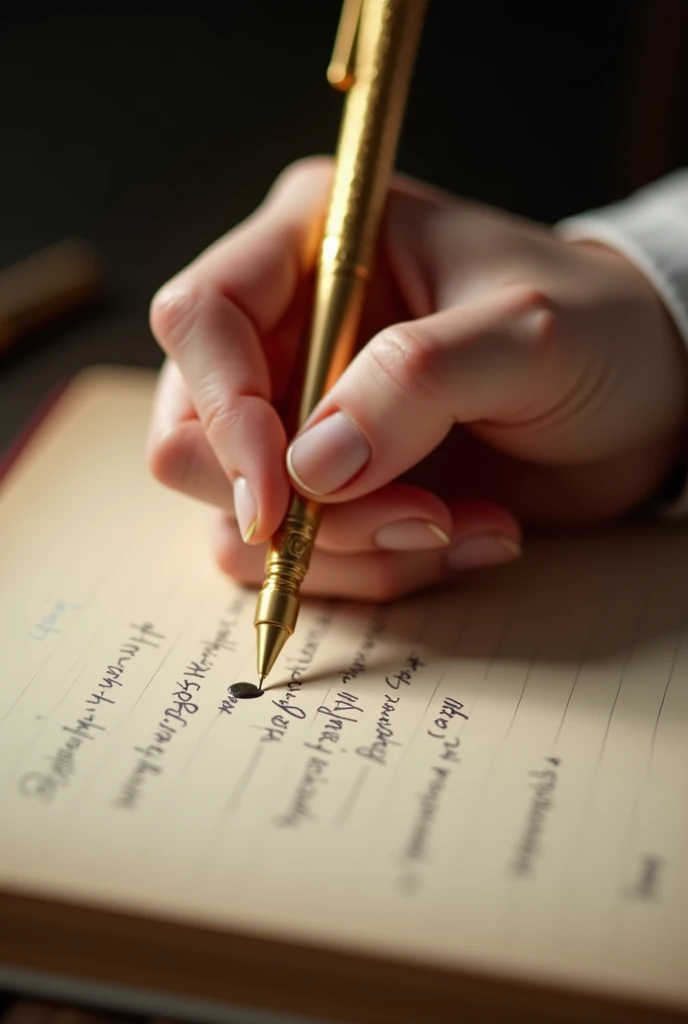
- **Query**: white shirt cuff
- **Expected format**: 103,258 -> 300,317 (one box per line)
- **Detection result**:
556,169 -> 688,520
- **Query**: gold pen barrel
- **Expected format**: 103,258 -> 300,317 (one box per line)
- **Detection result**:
255,0 -> 427,683
299,0 -> 427,423
254,274 -> 366,679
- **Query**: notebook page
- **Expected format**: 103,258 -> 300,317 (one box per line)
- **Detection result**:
0,367 -> 687,1012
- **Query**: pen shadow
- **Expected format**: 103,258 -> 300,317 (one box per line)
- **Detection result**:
287,523 -> 688,703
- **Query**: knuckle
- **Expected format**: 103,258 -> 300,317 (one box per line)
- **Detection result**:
368,323 -> 443,401
506,285 -> 557,347
196,387 -> 251,455
198,392 -> 238,444
269,155 -> 335,200
149,281 -> 201,354
533,307 -> 557,349
511,285 -> 549,316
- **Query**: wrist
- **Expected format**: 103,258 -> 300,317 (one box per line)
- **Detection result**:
571,239 -> 688,512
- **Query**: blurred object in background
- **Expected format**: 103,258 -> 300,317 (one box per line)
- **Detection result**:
1,998 -> 127,1022
0,239 -> 102,358
621,0 -> 688,192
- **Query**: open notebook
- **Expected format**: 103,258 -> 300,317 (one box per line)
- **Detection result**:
0,366 -> 687,1024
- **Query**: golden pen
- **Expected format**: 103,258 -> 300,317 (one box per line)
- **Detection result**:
253,0 -> 427,686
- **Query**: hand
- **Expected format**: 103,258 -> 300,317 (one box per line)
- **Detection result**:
148,158 -> 688,599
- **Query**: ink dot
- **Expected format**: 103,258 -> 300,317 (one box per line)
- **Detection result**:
230,681 -> 264,700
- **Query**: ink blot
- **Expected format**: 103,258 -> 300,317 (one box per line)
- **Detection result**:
230,682 -> 264,700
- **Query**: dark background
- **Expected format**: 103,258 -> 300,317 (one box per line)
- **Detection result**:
1,0 -> 687,450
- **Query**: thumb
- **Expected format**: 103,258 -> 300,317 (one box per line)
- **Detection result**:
286,287 -> 553,502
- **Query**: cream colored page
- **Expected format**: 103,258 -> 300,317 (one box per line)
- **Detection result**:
1,367 -> 687,1011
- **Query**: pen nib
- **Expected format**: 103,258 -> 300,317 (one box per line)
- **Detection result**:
258,674 -> 265,691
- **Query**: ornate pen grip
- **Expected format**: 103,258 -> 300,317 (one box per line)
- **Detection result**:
266,497 -> 321,595
254,496 -> 322,637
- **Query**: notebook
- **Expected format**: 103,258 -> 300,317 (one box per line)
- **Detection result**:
0,366 -> 686,1024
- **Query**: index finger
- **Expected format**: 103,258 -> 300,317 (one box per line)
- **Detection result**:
149,157 -> 334,542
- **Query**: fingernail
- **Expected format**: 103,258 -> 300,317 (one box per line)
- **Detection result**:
233,476 -> 258,542
447,534 -> 521,571
375,519 -> 451,551
287,411 -> 370,495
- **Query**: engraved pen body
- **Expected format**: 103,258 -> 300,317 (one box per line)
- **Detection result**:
254,0 -> 426,683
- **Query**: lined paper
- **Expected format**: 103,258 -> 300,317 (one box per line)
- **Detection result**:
1,367 -> 687,1014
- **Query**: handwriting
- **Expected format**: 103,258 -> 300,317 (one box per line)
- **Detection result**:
271,694 -> 306,720
305,691 -> 362,756
18,623 -> 165,802
254,691 -> 308,742
111,753 -> 163,809
252,692 -> 308,745
427,696 -> 468,739
282,612 -> 332,689
427,696 -> 468,764
339,611 -> 386,687
219,687 -> 240,716
27,599 -> 81,641
623,854 -> 665,902
397,691 -> 467,891
386,652 -> 424,690
113,618 -> 235,809
273,755 -> 329,828
251,614 -> 332,743
511,758 -> 561,877
402,764 -> 450,865
356,692 -> 400,766
253,714 -> 291,743
87,623 -> 166,706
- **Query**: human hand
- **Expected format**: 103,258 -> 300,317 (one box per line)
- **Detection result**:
148,158 -> 688,599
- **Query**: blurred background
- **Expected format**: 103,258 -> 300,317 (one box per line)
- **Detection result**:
1,0 -> 687,450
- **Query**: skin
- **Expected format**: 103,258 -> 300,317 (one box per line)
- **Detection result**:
147,158 -> 688,600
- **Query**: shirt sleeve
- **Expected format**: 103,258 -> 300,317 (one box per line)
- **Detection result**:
556,169 -> 688,519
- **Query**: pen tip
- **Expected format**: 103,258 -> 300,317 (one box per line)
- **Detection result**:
258,674 -> 265,691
